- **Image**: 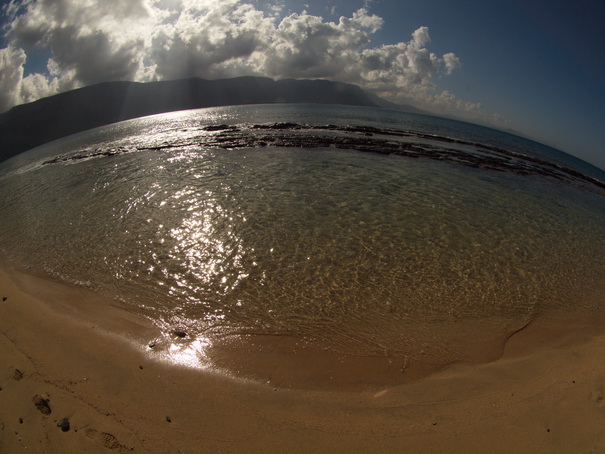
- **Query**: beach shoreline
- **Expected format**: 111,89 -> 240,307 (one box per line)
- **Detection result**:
1,264 -> 605,453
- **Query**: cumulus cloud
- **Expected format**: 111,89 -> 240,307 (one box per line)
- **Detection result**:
259,9 -> 383,79
442,52 -> 461,74
0,45 -> 26,110
0,0 -> 482,118
150,1 -> 273,80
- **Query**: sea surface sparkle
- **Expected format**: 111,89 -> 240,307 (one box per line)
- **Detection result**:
1,104 -> 604,378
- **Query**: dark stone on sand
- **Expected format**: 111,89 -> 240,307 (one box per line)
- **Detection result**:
58,418 -> 70,432
2,296 -> 7,301
173,330 -> 187,338
166,416 -> 172,423
33,395 -> 52,415
139,365 -> 144,370
19,417 -> 23,424
148,341 -> 157,349
12,369 -> 23,381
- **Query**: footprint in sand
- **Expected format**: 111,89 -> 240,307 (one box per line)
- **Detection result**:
85,428 -> 130,451
591,377 -> 605,408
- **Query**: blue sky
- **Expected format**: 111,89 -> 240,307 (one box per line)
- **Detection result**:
1,0 -> 604,169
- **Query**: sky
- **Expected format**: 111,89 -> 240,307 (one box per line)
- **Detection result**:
0,0 -> 604,169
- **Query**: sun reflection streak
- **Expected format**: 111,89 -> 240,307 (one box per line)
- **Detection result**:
161,186 -> 251,303
163,336 -> 213,369
132,162 -> 261,361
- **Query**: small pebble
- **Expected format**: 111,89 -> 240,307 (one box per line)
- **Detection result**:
12,369 -> 23,381
139,365 -> 144,370
19,417 -> 23,424
166,416 -> 172,423
2,296 -> 7,301
58,418 -> 70,432
173,331 -> 187,338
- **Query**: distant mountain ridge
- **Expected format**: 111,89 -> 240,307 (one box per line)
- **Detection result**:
0,76 -> 384,162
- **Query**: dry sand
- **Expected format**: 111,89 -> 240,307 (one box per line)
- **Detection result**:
1,265 -> 605,453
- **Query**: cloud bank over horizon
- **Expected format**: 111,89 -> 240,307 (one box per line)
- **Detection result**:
0,0 -> 486,121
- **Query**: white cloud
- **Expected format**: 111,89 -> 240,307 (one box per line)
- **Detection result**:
20,72 -> 54,102
258,9 -> 382,79
150,1 -> 273,80
0,45 -> 26,111
411,26 -> 430,48
355,27 -> 465,110
0,0 -> 483,119
443,52 -> 461,75
6,0 -> 151,85
431,90 -> 481,114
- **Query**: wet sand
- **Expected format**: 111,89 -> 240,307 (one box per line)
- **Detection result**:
1,265 -> 605,453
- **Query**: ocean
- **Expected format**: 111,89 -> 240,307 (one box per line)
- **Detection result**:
1,104 -> 605,374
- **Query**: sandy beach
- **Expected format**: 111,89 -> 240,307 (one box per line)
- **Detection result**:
1,265 -> 605,453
